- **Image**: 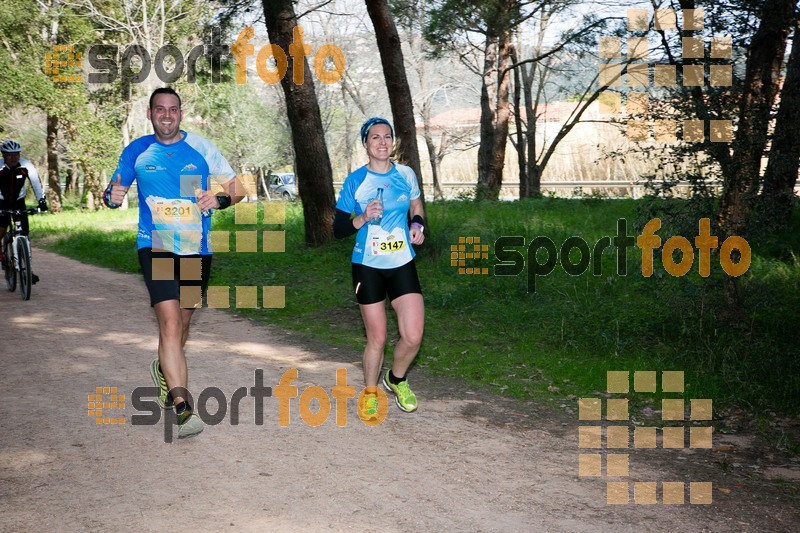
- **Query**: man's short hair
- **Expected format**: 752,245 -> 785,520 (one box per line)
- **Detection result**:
149,87 -> 182,109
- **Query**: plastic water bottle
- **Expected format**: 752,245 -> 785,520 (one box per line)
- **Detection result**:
370,188 -> 384,225
195,186 -> 212,218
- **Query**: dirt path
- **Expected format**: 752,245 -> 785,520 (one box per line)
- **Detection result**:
0,248 -> 797,531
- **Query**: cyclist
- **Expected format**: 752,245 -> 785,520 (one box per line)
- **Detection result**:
0,140 -> 48,282
104,87 -> 246,439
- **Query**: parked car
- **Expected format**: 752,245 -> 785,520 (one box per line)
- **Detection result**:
267,173 -> 297,201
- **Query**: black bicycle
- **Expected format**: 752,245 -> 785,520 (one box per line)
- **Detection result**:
1,208 -> 40,300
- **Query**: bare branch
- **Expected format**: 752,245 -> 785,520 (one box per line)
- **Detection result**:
1,36 -> 18,61
503,16 -> 621,77
296,0 -> 335,20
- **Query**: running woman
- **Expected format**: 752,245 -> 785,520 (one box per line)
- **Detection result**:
104,88 -> 246,439
333,117 -> 426,421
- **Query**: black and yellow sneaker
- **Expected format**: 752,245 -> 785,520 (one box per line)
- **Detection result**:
149,359 -> 173,409
175,402 -> 203,439
382,369 -> 418,412
177,414 -> 204,439
358,392 -> 380,421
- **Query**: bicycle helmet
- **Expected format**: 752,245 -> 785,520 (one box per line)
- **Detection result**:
360,117 -> 393,145
1,140 -> 21,153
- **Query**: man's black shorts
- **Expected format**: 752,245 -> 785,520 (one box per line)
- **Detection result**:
351,260 -> 422,305
138,248 -> 212,308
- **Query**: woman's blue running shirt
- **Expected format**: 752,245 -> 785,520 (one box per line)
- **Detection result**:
336,163 -> 421,269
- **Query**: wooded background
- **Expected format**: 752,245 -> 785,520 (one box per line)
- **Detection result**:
1,0 -> 798,247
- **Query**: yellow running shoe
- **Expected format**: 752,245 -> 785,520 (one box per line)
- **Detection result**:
382,370 -> 417,412
358,392 -> 379,421
177,413 -> 204,439
149,359 -> 173,409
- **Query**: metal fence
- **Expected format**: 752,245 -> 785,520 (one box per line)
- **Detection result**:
333,179 -> 727,200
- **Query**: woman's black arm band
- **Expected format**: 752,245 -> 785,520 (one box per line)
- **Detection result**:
217,195 -> 232,210
333,208 -> 358,239
411,214 -> 425,227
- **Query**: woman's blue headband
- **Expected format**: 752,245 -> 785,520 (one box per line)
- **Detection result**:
360,117 -> 394,144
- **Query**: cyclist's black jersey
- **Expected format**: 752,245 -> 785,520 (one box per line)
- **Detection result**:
0,161 -> 42,206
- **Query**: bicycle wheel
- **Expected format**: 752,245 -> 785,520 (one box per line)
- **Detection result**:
17,237 -> 32,300
3,236 -> 15,292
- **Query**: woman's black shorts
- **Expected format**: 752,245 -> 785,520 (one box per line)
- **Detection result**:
351,260 -> 422,305
138,248 -> 212,308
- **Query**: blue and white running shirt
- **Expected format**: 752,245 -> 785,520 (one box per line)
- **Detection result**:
113,131 -> 235,255
336,163 -> 421,269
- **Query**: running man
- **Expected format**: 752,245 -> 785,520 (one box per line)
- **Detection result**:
333,117 -> 426,421
104,87 -> 245,439
0,140 -> 47,282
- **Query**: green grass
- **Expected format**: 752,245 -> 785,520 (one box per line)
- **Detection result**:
32,199 -> 800,415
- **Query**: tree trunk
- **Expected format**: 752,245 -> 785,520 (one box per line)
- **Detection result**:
420,100 -> 437,194
521,61 -> 540,198
64,166 -> 74,195
761,25 -> 800,223
262,0 -> 335,247
522,8 -> 552,199
76,162 -> 84,198
511,42 -> 527,199
342,84 -> 353,176
418,59 -> 443,200
477,28 -> 511,201
43,1 -> 62,212
422,125 -> 442,201
718,0 -> 797,239
365,0 -> 426,205
46,113 -> 62,212
492,32 -> 512,200
477,35 -> 498,200
82,165 -> 103,211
